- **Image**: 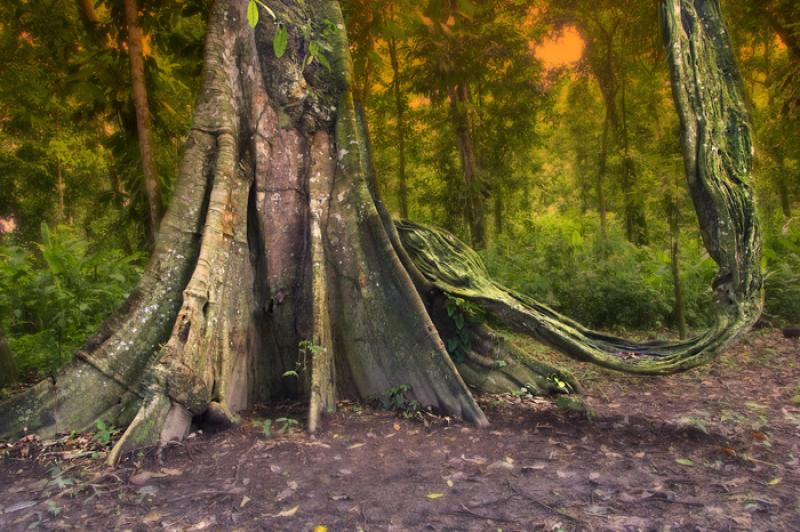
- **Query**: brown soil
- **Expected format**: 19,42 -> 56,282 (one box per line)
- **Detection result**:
1,329 -> 799,531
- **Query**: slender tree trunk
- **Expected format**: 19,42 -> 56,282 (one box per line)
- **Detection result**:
620,62 -> 647,245
597,113 -> 610,243
124,0 -> 162,246
667,182 -> 688,339
494,186 -> 503,236
0,332 -> 16,389
388,37 -> 409,219
449,83 -> 486,249
775,156 -> 792,218
75,0 -> 101,34
54,113 -> 66,224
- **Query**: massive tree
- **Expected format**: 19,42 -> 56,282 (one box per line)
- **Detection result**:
0,0 -> 762,465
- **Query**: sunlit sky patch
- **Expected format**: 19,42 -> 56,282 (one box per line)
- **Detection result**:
534,26 -> 585,70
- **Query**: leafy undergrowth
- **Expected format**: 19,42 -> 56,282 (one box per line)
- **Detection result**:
1,330 -> 799,530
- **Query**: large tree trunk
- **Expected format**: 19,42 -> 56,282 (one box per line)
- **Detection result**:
1,0 -> 485,464
0,0 -> 762,466
124,0 -> 163,246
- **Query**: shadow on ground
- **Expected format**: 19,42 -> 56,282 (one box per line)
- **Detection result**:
1,330 -> 799,530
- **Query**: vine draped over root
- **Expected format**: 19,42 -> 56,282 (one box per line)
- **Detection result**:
0,0 -> 762,466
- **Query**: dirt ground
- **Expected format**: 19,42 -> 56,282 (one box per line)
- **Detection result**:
1,329 -> 799,531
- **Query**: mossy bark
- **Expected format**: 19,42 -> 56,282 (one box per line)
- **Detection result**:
1,0 -> 485,462
394,0 -> 762,376
0,0 -> 762,461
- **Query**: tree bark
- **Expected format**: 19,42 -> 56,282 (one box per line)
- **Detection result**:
668,184 -> 688,339
55,113 -> 66,224
0,333 -> 15,389
620,64 -> 647,245
2,0 -> 486,463
775,157 -> 792,218
75,0 -> 101,35
597,113 -> 610,243
388,37 -> 409,219
493,186 -> 503,236
124,0 -> 163,246
0,0 -> 763,465
449,83 -> 486,249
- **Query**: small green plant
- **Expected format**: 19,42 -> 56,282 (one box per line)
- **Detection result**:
282,340 -> 325,381
677,415 -> 710,435
547,374 -> 575,394
93,419 -> 119,445
46,500 -> 62,516
444,295 -> 483,363
275,417 -> 300,434
260,417 -> 300,437
298,340 -> 324,358
511,387 -> 531,399
555,396 -> 596,420
48,463 -> 74,490
246,1 -> 336,70
376,384 -> 421,418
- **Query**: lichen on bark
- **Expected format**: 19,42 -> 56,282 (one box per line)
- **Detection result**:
0,0 -> 763,464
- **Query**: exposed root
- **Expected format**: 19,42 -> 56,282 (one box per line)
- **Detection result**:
0,0 -> 764,460
397,217 -> 760,376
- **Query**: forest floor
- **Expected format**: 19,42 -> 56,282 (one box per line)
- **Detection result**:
1,329 -> 799,531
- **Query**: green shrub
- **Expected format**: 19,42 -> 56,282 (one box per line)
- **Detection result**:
762,218 -> 800,325
0,223 -> 144,380
483,211 -> 716,332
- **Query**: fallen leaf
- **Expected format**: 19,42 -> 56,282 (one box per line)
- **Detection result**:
143,511 -> 163,524
767,478 -> 782,486
276,481 -> 298,502
138,486 -> 159,496
393,423 -> 401,431
275,505 -> 299,517
3,500 -> 37,514
585,504 -> 610,516
313,527 -> 328,532
488,461 -> 514,471
446,479 -> 454,487
675,458 -> 695,467
521,463 -> 546,474
348,443 -> 365,450
426,492 -> 445,501
240,496 -> 252,508
130,472 -> 154,485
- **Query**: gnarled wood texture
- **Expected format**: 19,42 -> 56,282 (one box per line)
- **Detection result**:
0,0 -> 761,464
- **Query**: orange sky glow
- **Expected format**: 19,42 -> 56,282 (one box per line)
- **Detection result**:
534,27 -> 585,70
